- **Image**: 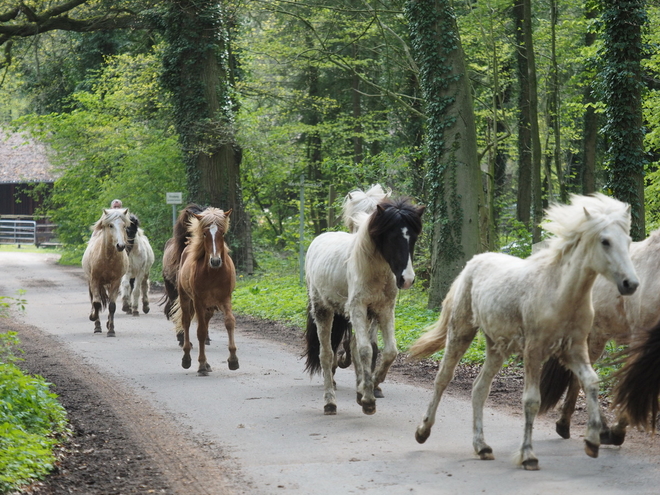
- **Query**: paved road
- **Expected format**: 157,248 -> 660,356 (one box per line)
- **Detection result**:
2,251 -> 659,494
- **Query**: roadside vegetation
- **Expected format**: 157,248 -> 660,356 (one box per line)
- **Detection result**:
0,297 -> 69,494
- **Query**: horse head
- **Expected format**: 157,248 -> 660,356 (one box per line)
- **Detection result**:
368,199 -> 425,290
192,208 -> 232,269
102,208 -> 130,252
544,193 -> 639,296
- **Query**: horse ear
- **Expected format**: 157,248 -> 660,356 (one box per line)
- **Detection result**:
225,209 -> 233,217
417,205 -> 426,216
583,207 -> 591,219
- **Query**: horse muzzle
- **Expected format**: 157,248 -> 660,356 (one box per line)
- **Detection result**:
209,257 -> 223,268
116,244 -> 126,252
617,278 -> 639,296
397,274 -> 415,290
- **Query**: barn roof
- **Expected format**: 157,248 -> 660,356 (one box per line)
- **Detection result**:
0,129 -> 59,184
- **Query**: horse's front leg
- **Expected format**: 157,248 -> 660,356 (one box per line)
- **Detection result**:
350,306 -> 376,415
196,306 -> 213,376
556,374 -> 580,439
179,297 -> 194,370
315,310 -> 338,414
130,275 -> 142,316
372,308 -> 397,399
221,303 -> 239,370
106,281 -> 122,337
140,275 -> 150,314
88,286 -> 102,333
517,350 -> 544,470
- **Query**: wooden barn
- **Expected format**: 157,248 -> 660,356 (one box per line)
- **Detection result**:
0,130 -> 57,216
1,130 -> 60,245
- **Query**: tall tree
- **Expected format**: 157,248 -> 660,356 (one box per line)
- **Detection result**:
601,0 -> 647,240
406,0 -> 483,308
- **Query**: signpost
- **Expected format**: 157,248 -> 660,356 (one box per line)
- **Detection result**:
166,192 -> 183,227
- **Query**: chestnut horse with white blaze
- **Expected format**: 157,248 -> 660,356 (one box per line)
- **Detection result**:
171,208 -> 236,376
82,208 -> 130,337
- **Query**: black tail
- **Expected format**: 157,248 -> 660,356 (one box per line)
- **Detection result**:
303,308 -> 351,376
160,276 -> 178,320
612,321 -> 660,432
539,356 -> 574,415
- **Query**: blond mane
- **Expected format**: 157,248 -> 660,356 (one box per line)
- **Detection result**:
186,207 -> 230,258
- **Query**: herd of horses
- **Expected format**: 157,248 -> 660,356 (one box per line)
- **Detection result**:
81,186 -> 660,471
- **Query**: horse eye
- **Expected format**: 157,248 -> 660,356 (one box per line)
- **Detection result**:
601,239 -> 610,247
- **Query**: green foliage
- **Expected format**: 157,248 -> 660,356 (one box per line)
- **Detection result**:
12,49 -> 186,276
0,339 -> 68,493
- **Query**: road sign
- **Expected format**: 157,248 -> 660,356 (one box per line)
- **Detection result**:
166,192 -> 182,205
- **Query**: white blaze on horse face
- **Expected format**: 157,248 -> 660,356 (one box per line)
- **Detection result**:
111,218 -> 126,251
401,227 -> 415,289
208,224 -> 223,268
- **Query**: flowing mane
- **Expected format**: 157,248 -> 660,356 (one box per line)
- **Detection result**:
539,193 -> 631,260
186,208 -> 230,259
342,184 -> 391,232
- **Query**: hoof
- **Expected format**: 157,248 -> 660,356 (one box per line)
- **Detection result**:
337,349 -> 351,369
478,447 -> 494,460
324,404 -> 337,415
122,303 -> 130,313
107,330 -> 116,338
600,428 -> 626,446
556,421 -> 570,440
361,401 -> 376,415
198,369 -> 210,376
415,427 -> 430,444
131,310 -> 139,316
182,354 -> 192,369
228,358 -> 239,371
585,440 -> 599,458
205,337 -> 211,345
356,392 -> 363,405
177,334 -> 184,347
94,327 -> 102,334
522,459 -> 539,471
143,304 -> 150,314
374,386 -> 384,399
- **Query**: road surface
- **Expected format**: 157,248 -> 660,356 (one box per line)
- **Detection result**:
1,251 -> 659,494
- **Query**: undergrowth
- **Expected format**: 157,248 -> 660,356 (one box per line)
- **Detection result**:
0,328 -> 69,493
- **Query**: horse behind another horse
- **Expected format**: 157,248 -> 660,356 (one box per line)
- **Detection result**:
82,208 -> 130,337
121,214 -> 155,316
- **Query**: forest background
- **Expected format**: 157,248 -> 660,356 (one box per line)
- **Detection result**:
0,0 -> 658,310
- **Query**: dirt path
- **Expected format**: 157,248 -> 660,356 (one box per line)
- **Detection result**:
3,251 -> 659,494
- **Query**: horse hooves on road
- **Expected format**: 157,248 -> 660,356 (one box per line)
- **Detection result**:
522,459 -> 539,471
324,404 -> 337,415
600,428 -> 626,446
361,402 -> 376,415
374,387 -> 384,398
228,359 -> 239,371
107,331 -> 116,338
182,355 -> 192,369
415,427 -> 430,444
584,440 -> 599,458
477,447 -> 494,461
556,421 -> 570,439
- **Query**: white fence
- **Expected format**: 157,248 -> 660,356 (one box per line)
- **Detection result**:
0,219 -> 60,246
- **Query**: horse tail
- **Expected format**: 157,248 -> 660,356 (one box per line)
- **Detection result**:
303,307 -> 351,375
161,276 -> 178,320
611,321 -> 660,432
407,282 -> 457,360
539,357 -> 574,414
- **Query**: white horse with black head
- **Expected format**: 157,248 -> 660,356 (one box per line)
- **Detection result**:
304,194 -> 425,415
121,214 -> 155,316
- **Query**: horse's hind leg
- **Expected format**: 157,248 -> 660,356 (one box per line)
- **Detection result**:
556,375 -> 580,439
373,310 -> 397,400
89,288 -> 102,333
222,303 -> 239,370
472,338 -> 505,461
416,324 -> 477,444
315,309 -> 339,414
196,309 -> 213,376
130,276 -> 141,316
106,300 -> 117,337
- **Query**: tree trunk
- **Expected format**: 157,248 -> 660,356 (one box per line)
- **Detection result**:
513,0 -> 532,226
161,0 -> 253,272
522,0 -> 543,242
406,0 -> 483,308
601,0 -> 647,240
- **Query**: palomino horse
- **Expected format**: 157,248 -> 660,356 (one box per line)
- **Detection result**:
408,194 -> 639,470
540,228 -> 660,445
611,319 -> 660,433
171,207 -> 236,375
121,214 -> 155,316
82,208 -> 130,336
304,196 -> 424,415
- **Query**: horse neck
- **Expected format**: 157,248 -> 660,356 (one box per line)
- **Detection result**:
548,239 -> 599,307
350,226 -> 389,276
